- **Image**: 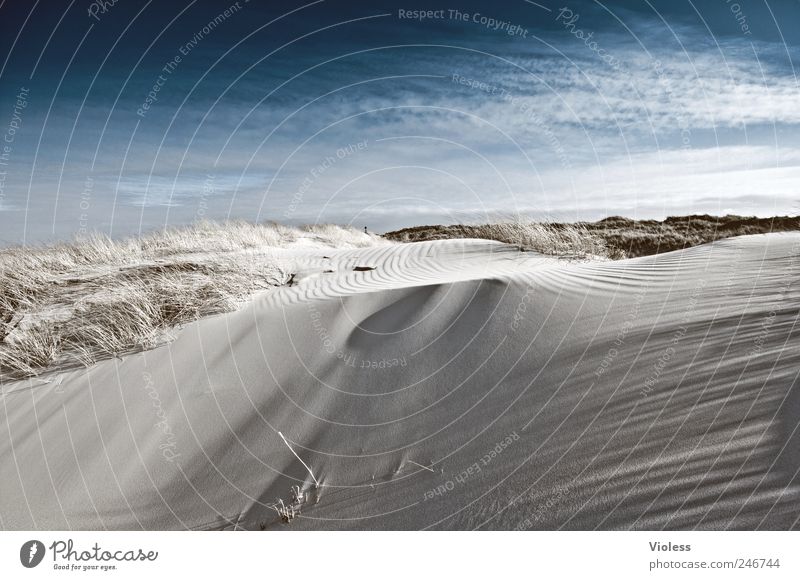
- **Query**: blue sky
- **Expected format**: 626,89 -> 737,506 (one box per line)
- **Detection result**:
0,0 -> 799,244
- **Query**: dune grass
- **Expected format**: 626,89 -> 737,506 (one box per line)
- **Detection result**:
385,220 -> 622,259
0,221 -> 383,379
384,214 -> 799,258
583,215 -> 799,257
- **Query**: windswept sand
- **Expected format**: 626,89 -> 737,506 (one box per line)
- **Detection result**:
2,234 -> 799,530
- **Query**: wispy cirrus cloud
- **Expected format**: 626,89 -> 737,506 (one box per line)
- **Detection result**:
2,0 -> 799,243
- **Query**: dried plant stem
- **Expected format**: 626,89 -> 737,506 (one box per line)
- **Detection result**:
408,460 -> 434,472
278,431 -> 320,487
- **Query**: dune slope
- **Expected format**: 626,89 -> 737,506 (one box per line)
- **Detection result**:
2,235 -> 799,530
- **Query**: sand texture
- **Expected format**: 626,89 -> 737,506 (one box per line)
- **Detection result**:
2,234 -> 799,530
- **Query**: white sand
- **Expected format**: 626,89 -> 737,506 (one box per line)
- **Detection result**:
2,234 -> 799,530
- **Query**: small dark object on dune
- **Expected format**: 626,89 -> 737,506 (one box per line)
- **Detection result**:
353,266 -> 375,272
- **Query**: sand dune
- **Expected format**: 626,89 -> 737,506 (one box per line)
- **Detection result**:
2,234 -> 799,530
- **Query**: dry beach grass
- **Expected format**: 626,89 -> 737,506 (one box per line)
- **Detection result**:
385,220 -> 621,258
385,214 -> 799,257
0,221 -> 382,379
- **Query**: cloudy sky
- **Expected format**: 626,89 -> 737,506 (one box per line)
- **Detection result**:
0,0 -> 799,243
